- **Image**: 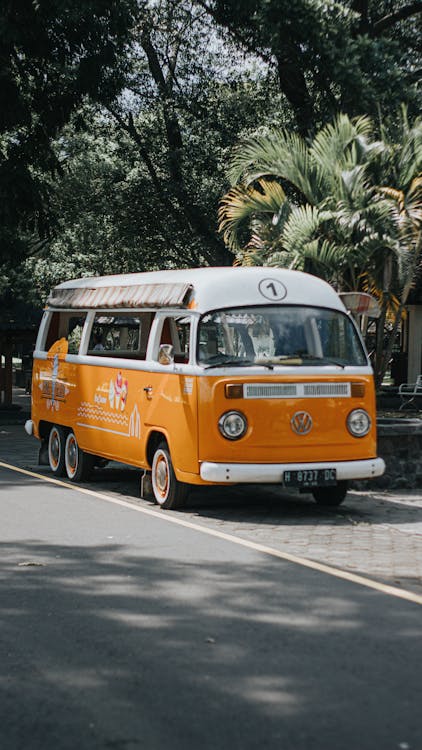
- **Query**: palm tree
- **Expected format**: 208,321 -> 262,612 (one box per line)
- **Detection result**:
219,114 -> 388,288
218,112 -> 422,384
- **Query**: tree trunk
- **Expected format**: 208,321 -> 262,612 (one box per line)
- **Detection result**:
275,48 -> 315,136
377,304 -> 404,388
139,28 -> 233,266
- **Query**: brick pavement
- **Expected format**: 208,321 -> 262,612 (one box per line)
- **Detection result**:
1,422 -> 422,596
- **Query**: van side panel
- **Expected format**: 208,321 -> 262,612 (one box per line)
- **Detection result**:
142,371 -> 199,475
31,355 -> 199,475
32,356 -> 79,441
75,362 -> 147,465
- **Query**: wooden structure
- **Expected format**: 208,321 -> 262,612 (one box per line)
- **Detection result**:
0,298 -> 41,407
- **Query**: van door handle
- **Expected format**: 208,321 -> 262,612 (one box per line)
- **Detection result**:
143,386 -> 153,400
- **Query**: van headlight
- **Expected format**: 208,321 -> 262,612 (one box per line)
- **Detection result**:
218,411 -> 248,440
347,409 -> 371,437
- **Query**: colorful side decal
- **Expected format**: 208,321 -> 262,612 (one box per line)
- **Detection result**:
77,371 -> 140,439
108,371 -> 128,411
39,338 -> 70,411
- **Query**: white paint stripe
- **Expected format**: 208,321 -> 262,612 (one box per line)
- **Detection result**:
1,459 -> 421,607
76,422 -> 129,437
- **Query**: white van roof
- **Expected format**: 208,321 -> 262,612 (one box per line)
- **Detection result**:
47,267 -> 345,314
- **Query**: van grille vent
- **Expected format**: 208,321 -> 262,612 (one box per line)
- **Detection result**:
244,382 -> 351,399
303,383 -> 350,397
245,384 -> 297,398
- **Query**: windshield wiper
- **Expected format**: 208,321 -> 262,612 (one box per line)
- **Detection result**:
320,358 -> 345,368
202,353 -> 346,369
204,357 -> 256,369
255,353 -> 345,368
297,353 -> 345,368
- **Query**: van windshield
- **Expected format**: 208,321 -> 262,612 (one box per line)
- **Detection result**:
197,306 -> 368,367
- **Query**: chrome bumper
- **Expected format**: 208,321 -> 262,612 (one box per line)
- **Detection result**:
200,458 -> 385,483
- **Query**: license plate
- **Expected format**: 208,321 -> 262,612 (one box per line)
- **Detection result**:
283,468 -> 337,488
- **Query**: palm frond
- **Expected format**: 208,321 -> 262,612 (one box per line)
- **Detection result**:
338,164 -> 371,202
266,249 -> 303,270
310,114 -> 372,174
227,130 -> 317,204
378,186 -> 406,211
396,118 -> 422,188
218,179 -> 286,252
281,204 -> 323,256
360,272 -> 403,319
378,177 -> 422,241
298,238 -> 346,279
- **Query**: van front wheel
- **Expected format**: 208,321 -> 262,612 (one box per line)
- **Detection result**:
64,431 -> 94,482
312,481 -> 348,507
151,443 -> 188,510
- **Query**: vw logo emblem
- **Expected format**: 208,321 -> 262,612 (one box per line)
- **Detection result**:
291,411 -> 313,435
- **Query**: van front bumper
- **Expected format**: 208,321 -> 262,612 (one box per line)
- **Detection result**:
200,458 -> 385,483
24,419 -> 34,436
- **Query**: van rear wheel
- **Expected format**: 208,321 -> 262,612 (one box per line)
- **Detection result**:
151,442 -> 188,510
312,481 -> 348,507
48,425 -> 67,476
64,431 -> 94,482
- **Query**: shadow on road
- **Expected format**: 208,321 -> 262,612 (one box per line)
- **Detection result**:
1,537 -> 421,750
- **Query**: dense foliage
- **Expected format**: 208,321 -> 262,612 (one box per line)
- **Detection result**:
0,0 -> 136,286
1,0 -> 421,313
207,0 -> 422,133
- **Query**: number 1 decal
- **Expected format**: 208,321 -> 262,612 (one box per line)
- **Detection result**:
258,278 -> 287,301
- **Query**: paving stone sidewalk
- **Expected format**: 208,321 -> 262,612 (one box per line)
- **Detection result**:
1,422 -> 422,597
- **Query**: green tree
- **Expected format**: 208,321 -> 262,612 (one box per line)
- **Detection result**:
105,0 -> 272,266
203,0 -> 422,134
26,0 -> 287,297
0,0 -> 136,277
25,108 -> 220,301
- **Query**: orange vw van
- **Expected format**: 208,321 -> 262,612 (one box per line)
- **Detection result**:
26,267 -> 385,508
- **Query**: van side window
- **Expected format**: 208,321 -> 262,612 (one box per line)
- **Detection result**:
87,312 -> 154,359
44,312 -> 60,351
158,316 -> 191,364
43,312 -> 86,354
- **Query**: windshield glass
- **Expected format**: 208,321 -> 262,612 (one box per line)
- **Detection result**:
197,306 -> 367,367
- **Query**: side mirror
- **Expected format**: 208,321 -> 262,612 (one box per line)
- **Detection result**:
158,344 -> 174,365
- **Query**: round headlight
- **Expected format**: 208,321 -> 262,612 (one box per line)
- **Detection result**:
218,411 -> 248,440
347,409 -> 371,437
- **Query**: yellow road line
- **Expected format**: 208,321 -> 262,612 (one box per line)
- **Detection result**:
1,459 -> 421,606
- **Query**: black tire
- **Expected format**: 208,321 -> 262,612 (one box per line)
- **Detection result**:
151,442 -> 188,510
48,425 -> 67,476
64,431 -> 95,482
312,481 -> 348,507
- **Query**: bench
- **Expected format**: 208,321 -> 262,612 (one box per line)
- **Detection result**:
399,374 -> 422,410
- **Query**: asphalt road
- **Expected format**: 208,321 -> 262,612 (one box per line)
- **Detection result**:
1,451 -> 421,750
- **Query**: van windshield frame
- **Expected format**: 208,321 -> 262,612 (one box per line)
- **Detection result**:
197,305 -> 368,368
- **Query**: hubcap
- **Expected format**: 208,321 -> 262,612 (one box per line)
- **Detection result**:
154,452 -> 169,500
66,435 -> 78,476
49,430 -> 60,469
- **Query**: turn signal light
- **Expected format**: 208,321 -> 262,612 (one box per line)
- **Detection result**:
351,382 -> 365,398
225,384 -> 244,399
